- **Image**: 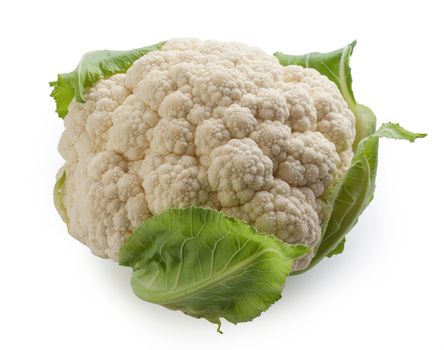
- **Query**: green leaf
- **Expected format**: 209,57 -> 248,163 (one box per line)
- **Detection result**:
53,171 -> 69,224
326,238 -> 346,257
354,104 -> 377,150
372,122 -> 427,141
119,207 -> 310,330
50,41 -> 165,118
274,41 -> 377,149
303,123 -> 426,271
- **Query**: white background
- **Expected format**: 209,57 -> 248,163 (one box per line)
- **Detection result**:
0,0 -> 442,349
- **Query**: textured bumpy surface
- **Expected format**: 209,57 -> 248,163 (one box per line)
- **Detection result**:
58,39 -> 355,270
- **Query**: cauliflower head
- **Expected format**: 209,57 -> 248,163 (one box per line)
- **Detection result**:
57,39 -> 355,270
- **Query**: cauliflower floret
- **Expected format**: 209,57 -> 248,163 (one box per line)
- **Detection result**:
187,104 -> 212,125
317,112 -> 355,153
85,110 -> 115,152
190,64 -> 247,107
256,88 -> 289,122
195,118 -> 231,167
107,95 -> 154,161
58,39 -> 355,270
223,180 -> 320,270
277,131 -> 340,196
208,139 -> 273,207
223,104 -> 257,138
168,62 -> 197,87
150,118 -> 195,156
158,91 -> 194,119
141,155 -> 214,214
134,70 -> 176,110
249,120 -> 291,171
228,180 -> 319,244
279,83 -> 317,132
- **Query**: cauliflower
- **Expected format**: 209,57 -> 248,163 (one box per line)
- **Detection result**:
51,39 -> 425,329
55,39 -> 355,270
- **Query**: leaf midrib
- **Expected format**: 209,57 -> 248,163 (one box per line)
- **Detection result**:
338,44 -> 355,112
135,247 -> 285,305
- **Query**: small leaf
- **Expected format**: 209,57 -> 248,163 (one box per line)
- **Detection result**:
50,41 -> 165,118
119,207 -> 310,328
53,171 -> 69,224
326,238 -> 346,257
373,122 -> 427,141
